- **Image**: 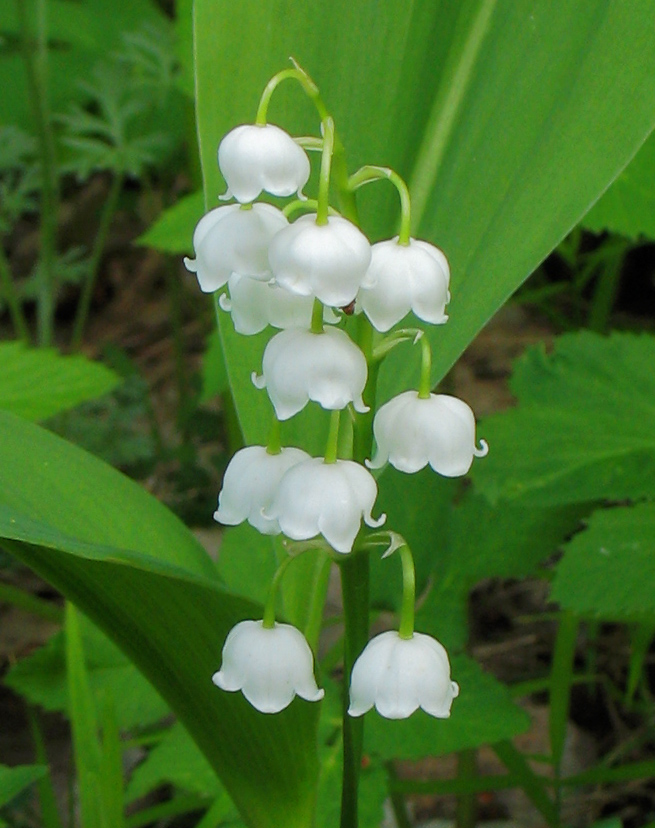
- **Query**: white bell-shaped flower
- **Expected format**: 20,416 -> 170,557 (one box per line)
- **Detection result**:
253,327 -> 368,420
214,445 -> 310,535
218,124 -> 311,203
264,457 -> 385,553
212,620 -> 324,713
184,203 -> 288,293
348,630 -> 459,719
359,238 -> 450,332
268,214 -> 372,307
219,274 -> 316,335
368,391 -> 488,476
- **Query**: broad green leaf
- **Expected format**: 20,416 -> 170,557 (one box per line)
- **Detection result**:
0,343 -> 119,421
126,721 -> 226,802
5,615 -> 168,732
0,765 -> 47,810
552,502 -> 655,622
363,654 -> 530,759
193,0 -> 655,443
473,331 -> 655,506
0,411 -> 319,828
137,190 -> 204,254
582,132 -> 655,240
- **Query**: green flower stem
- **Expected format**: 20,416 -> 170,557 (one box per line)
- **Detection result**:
353,314 -> 378,463
255,64 -> 329,126
371,326 -> 422,363
397,544 -> 416,640
455,749 -> 479,828
282,198 -> 340,221
418,332 -> 432,399
266,416 -> 281,455
316,117 -> 335,226
0,246 -> 30,342
311,297 -> 325,334
324,410 -> 341,464
338,552 -> 369,828
262,555 -> 295,628
347,165 -> 412,246
17,0 -> 59,347
71,172 -> 123,349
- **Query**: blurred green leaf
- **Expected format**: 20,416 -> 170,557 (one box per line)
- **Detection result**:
126,721 -> 227,803
0,765 -> 47,810
364,654 -> 530,759
0,411 -> 319,828
582,131 -> 655,240
552,502 -> 655,621
200,328 -> 229,402
193,0 -> 655,443
0,0 -> 171,131
137,190 -> 204,255
0,343 -> 119,421
473,331 -> 655,506
5,614 -> 168,732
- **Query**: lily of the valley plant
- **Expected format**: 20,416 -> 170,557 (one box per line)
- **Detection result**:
185,61 -> 487,818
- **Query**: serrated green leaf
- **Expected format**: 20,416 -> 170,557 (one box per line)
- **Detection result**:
363,654 -> 530,759
0,343 -> 119,421
373,467 -> 587,650
552,502 -> 655,621
582,131 -> 655,240
473,331 -> 655,506
137,190 -> 204,255
0,411 -> 319,828
0,765 -> 47,810
193,0 -> 655,443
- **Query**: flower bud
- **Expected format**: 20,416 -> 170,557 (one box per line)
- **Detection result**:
368,391 -> 488,476
213,620 -> 324,713
214,445 -> 310,535
184,203 -> 288,293
268,214 -> 372,307
348,630 -> 459,719
358,238 -> 450,332
253,327 -> 368,420
218,124 -> 310,203
264,457 -> 385,553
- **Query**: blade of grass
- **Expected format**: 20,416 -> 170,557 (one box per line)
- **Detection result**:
99,693 -> 125,828
27,708 -> 63,828
493,740 -> 558,828
66,601 -> 103,828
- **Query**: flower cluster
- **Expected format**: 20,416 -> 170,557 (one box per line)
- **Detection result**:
189,67 -> 487,720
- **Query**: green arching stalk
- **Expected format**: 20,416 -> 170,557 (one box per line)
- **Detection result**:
311,297 -> 325,334
266,415 -> 282,455
324,410 -> 341,464
0,247 -> 30,342
16,0 -> 59,347
316,117 -> 335,226
71,173 -> 123,349
347,165 -> 412,245
418,332 -> 432,398
262,555 -> 295,628
397,544 -> 416,640
255,64 -> 329,126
